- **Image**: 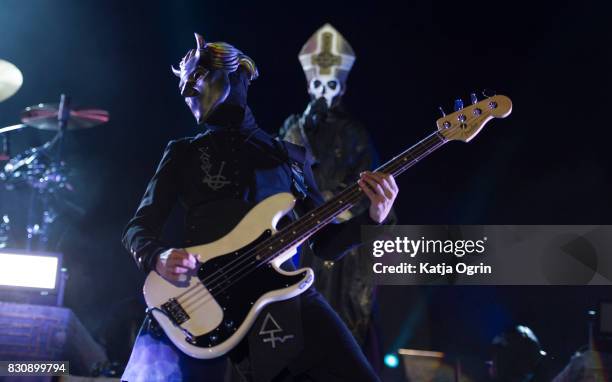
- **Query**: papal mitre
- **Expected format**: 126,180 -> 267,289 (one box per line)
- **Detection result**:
298,23 -> 356,84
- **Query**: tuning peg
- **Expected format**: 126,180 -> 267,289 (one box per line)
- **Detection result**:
470,93 -> 478,104
454,99 -> 464,111
438,106 -> 446,117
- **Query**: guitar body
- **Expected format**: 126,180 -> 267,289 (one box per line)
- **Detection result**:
143,192 -> 314,359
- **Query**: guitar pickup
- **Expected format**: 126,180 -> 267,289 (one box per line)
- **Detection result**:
161,298 -> 190,325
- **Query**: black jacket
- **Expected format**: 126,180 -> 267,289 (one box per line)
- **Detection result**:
122,121 -> 375,274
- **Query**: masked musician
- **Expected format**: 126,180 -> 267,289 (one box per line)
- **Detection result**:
121,33 -> 397,381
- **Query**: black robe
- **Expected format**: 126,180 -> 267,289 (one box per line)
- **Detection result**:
280,103 -> 395,351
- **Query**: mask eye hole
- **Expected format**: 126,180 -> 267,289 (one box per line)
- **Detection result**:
189,68 -> 207,82
313,80 -> 322,88
182,68 -> 208,96
327,80 -> 338,90
180,68 -> 208,97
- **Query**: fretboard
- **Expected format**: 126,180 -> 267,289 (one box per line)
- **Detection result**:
264,131 -> 447,263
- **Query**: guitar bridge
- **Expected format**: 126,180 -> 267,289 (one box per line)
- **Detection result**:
161,298 -> 190,325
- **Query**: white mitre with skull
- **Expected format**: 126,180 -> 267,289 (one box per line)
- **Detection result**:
299,23 -> 356,108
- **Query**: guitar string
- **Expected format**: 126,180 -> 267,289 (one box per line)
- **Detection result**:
177,133 -> 444,310
179,136 -> 446,315
175,132 -> 444,309
171,131 -> 443,305
173,132 -> 443,306
180,183 -> 366,314
178,133 -> 446,313
180,135 -> 447,315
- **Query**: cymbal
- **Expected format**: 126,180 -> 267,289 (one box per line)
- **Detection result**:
0,59 -> 23,102
21,103 -> 110,131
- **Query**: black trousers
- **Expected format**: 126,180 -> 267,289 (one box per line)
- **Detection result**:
123,291 -> 379,382
228,291 -> 380,382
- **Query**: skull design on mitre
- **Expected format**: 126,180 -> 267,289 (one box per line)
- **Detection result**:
299,23 -> 356,108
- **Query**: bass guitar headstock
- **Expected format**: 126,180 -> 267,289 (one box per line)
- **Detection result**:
437,93 -> 512,142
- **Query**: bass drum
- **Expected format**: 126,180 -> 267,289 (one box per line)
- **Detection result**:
0,179 -> 74,252
0,185 -> 27,249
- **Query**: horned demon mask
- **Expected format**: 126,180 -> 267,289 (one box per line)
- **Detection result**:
172,33 -> 258,125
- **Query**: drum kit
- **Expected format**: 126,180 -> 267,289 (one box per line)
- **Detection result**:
0,59 -> 109,250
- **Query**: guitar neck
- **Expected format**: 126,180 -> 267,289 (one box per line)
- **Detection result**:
265,131 -> 447,262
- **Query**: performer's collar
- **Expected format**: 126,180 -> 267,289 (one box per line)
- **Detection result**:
204,105 -> 257,133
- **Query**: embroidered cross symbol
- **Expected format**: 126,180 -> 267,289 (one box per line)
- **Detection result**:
199,147 -> 231,191
312,32 -> 342,75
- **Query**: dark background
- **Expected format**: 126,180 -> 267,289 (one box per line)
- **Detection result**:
0,0 -> 610,380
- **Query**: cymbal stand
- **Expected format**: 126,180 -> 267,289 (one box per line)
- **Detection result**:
25,94 -> 70,251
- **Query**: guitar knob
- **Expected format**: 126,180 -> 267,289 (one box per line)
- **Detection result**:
454,99 -> 464,111
470,93 -> 478,104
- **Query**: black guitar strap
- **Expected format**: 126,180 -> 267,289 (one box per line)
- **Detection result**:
273,138 -> 309,201
239,132 -> 309,201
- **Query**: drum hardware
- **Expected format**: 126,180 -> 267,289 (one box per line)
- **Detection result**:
0,92 -> 109,250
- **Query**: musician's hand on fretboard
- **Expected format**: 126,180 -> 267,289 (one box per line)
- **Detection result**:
357,171 -> 398,224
